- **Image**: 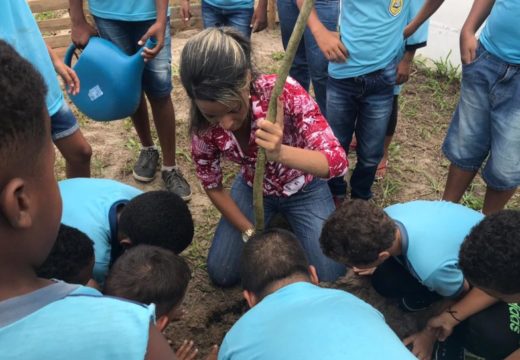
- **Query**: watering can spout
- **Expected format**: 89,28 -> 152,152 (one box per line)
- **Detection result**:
64,37 -> 158,122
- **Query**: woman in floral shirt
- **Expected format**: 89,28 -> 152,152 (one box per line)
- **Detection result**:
180,28 -> 348,286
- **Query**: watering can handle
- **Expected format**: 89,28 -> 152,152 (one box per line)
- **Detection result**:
64,42 -> 77,67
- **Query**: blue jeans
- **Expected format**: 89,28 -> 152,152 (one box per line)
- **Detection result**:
207,175 -> 346,286
277,0 -> 339,117
94,16 -> 173,98
51,101 -> 79,141
201,1 -> 253,38
443,43 -> 520,190
327,60 -> 397,199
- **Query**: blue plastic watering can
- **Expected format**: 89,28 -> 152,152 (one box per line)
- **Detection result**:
64,37 -> 156,121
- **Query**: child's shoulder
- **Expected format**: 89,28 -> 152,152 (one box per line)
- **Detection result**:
59,178 -> 142,198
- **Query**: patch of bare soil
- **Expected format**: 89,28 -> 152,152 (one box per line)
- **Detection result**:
60,27 -> 479,357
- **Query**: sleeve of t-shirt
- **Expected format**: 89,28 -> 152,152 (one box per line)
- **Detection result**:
283,77 -> 348,179
191,132 -> 223,189
218,337 -> 231,360
405,0 -> 429,50
424,261 -> 465,298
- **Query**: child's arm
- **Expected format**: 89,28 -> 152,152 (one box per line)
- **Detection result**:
460,0 -> 495,64
139,0 -> 169,60
396,49 -> 416,85
295,0 -> 347,62
145,323 -> 177,360
251,0 -> 268,33
505,348 -> 520,360
69,0 -> 98,48
255,97 -> 336,178
427,287 -> 498,341
403,328 -> 437,360
404,0 -> 444,39
46,43 -> 80,95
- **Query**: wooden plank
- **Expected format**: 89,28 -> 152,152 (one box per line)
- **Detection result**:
38,18 -> 71,33
29,0 -> 70,13
44,35 -> 71,49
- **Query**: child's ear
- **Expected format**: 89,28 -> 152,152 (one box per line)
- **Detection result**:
308,265 -> 319,285
155,314 -> 170,332
378,251 -> 391,262
243,290 -> 258,308
0,178 -> 32,229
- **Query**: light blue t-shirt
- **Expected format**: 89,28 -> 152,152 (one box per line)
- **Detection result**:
203,0 -> 254,10
0,0 -> 64,116
385,201 -> 484,298
330,0 -> 419,78
219,282 -> 415,360
59,178 -> 142,283
0,283 -> 153,360
480,0 -> 520,64
89,0 -> 170,21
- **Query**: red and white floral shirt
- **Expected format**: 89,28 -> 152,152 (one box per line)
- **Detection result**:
191,74 -> 348,197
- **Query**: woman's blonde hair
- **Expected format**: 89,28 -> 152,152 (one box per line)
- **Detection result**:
179,27 -> 255,134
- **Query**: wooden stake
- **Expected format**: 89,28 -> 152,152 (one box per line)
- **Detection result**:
252,0 -> 315,233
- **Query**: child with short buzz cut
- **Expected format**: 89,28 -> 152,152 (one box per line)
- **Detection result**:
104,245 -> 218,360
37,224 -> 96,287
320,199 -> 483,359
425,210 -> 520,359
59,178 -> 194,284
0,40 -> 176,360
219,228 -> 416,359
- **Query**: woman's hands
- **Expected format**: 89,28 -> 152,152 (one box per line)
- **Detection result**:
255,96 -> 285,162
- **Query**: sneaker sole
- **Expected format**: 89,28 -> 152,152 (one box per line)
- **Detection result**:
132,170 -> 156,183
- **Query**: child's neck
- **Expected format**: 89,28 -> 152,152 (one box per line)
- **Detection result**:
0,266 -> 51,302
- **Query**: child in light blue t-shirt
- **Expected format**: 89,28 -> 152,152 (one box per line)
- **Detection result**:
0,41 -> 176,360
220,228 -> 415,360
326,0 -> 443,201
0,0 -> 92,178
60,178 -> 194,283
321,199 -> 483,357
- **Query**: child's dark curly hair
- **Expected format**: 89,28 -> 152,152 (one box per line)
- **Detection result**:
320,199 -> 396,266
459,210 -> 520,295
119,191 -> 194,254
37,224 -> 94,284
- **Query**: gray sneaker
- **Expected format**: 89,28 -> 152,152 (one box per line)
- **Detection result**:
133,148 -> 159,182
162,167 -> 192,201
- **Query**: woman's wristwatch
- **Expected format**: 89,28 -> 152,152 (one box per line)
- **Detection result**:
241,228 -> 256,243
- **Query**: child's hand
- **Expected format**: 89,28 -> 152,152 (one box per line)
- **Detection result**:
460,30 -> 478,65
205,345 -> 219,360
251,2 -> 268,33
403,328 -> 436,360
396,57 -> 412,85
255,96 -> 285,162
139,21 -> 166,61
180,0 -> 192,24
71,21 -> 97,49
314,29 -> 348,63
427,311 -> 458,341
54,60 -> 80,96
352,266 -> 376,276
176,340 -> 198,360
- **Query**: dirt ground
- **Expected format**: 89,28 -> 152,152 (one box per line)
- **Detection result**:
56,28 -> 519,357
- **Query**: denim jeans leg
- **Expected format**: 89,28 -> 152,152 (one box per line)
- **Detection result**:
281,179 -> 346,281
277,0 -> 310,91
350,67 -> 395,199
207,175 -> 274,286
326,76 -> 360,196
225,8 -> 254,38
202,1 -> 226,29
304,0 -> 339,117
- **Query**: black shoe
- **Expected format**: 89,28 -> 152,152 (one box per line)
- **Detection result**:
162,167 -> 192,201
399,296 -> 433,312
133,148 -> 159,182
433,338 -> 465,360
